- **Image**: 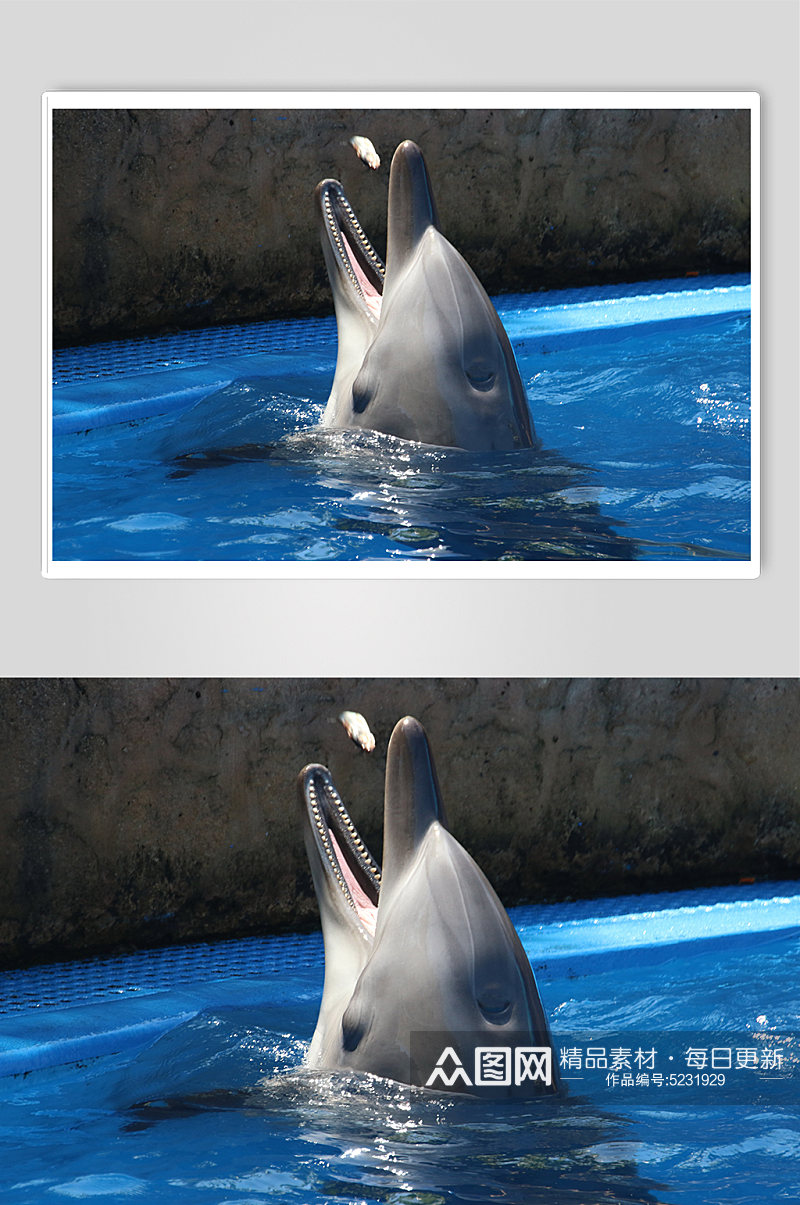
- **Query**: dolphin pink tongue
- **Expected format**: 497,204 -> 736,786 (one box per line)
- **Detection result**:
341,229 -> 382,320
328,827 -> 378,936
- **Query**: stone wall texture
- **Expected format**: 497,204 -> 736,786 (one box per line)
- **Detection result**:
51,107 -> 751,344
0,679 -> 796,967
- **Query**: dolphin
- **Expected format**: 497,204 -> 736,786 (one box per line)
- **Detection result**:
297,716 -> 557,1095
314,141 -> 536,451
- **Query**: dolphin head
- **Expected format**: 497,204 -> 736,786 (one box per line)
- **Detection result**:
315,141 -> 536,451
298,716 -> 556,1094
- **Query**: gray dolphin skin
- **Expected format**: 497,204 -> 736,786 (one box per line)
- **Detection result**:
298,716 -> 557,1095
314,141 -> 536,451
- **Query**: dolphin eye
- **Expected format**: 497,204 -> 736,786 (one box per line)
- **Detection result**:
477,993 -> 513,1025
465,362 -> 496,390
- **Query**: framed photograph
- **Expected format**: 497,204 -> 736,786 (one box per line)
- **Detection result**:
43,92 -> 759,579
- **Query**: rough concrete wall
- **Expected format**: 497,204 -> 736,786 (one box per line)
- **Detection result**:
0,679 -> 796,968
51,107 -> 751,344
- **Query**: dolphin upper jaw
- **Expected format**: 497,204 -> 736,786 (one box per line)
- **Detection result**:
298,717 -> 557,1093
315,142 -> 536,450
384,139 -> 440,268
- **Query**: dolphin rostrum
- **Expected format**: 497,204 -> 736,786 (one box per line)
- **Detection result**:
298,716 -> 557,1095
314,141 -> 536,451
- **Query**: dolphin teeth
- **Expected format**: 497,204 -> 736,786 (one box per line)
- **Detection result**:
301,764 -> 381,926
320,184 -> 385,307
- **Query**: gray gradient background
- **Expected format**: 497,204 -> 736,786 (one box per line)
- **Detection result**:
6,0 -> 799,677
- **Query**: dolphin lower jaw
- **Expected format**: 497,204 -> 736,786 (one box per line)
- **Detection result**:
316,180 -> 385,322
299,765 -> 381,938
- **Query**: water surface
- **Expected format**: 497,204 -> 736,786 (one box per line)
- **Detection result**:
51,276 -> 752,563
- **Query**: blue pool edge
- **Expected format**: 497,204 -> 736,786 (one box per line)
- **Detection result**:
1,880 -> 797,1081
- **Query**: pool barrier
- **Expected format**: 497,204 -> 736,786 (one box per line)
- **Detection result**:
51,275 -> 750,436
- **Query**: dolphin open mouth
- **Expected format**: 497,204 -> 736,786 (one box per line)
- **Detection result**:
316,180 -> 386,322
301,764 -> 381,936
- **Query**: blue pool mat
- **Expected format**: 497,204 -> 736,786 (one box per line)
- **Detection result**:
0,880 -> 797,1080
52,317 -> 338,388
0,931 -> 322,1017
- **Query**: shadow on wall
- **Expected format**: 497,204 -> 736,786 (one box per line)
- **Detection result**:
51,107 -> 751,343
0,678 -> 796,967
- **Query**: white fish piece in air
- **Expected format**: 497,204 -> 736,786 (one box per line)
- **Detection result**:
339,710 -> 376,751
349,135 -> 381,169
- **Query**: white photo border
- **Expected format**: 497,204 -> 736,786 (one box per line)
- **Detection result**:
42,90 -> 761,581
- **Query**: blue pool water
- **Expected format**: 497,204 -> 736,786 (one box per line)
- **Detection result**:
2,881 -> 797,1203
50,275 -> 752,564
